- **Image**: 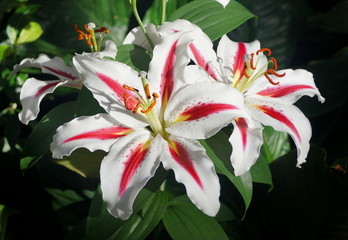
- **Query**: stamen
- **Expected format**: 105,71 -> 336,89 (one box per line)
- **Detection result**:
74,24 -> 93,46
145,84 -> 151,99
141,98 -> 157,114
133,103 -> 141,113
264,72 -> 279,85
267,69 -> 286,78
250,53 -> 256,70
243,67 -> 250,78
123,93 -> 135,110
153,93 -> 159,98
269,57 -> 278,71
123,84 -> 139,92
256,48 -> 272,56
95,27 -> 109,34
84,24 -> 92,33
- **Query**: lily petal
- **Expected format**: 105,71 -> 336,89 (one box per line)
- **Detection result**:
217,35 -> 260,83
246,96 -> 312,167
229,117 -> 263,176
246,69 -> 325,103
165,81 -> 246,139
159,20 -> 221,81
82,40 -> 118,59
123,24 -> 161,52
73,56 -> 148,128
18,78 -> 81,124
148,31 -> 192,113
216,0 -> 230,8
160,135 -> 220,216
12,54 -> 78,80
100,130 -> 161,220
51,113 -> 134,159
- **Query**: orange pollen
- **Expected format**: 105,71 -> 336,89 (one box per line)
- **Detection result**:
133,102 -> 141,113
153,92 -> 159,98
123,84 -> 139,92
123,93 -> 135,110
264,72 -> 279,85
250,53 -> 256,70
269,57 -> 278,71
256,48 -> 272,56
267,69 -> 286,78
141,97 -> 157,114
145,84 -> 151,99
95,27 -> 109,34
74,24 -> 93,46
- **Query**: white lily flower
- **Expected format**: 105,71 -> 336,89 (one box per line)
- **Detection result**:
51,32 -> 247,220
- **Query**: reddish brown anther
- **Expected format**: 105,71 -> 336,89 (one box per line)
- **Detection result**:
95,27 -> 109,34
269,57 -> 278,71
268,69 -> 286,78
264,72 -> 279,85
250,53 -> 256,70
256,48 -> 272,56
74,24 -> 93,46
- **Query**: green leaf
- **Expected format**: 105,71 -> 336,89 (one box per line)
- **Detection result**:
0,45 -> 12,62
162,195 -> 229,240
261,126 -> 290,163
75,86 -> 104,117
249,153 -> 273,187
111,191 -> 168,240
168,0 -> 255,41
21,101 -> 76,169
86,187 -> 155,240
54,148 -> 105,178
116,44 -> 152,72
199,130 -> 252,215
16,21 -> 43,45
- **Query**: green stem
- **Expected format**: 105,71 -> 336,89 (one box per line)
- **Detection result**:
161,0 -> 167,24
131,0 -> 155,49
90,29 -> 98,52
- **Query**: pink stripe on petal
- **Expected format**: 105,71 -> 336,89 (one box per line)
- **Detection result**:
235,118 -> 248,150
257,85 -> 315,98
179,103 -> 237,121
161,40 -> 178,105
42,66 -> 76,80
119,143 -> 149,197
189,43 -> 218,80
169,140 -> 203,189
35,81 -> 61,97
96,72 -> 138,108
233,42 -> 246,81
63,126 -> 132,143
257,105 -> 301,142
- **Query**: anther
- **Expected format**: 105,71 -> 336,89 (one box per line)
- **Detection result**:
267,69 -> 286,78
152,93 -> 159,98
256,48 -> 272,56
141,98 -> 157,114
269,57 -> 278,71
95,27 -> 109,34
250,53 -> 256,70
264,72 -> 279,85
123,93 -> 134,110
123,84 -> 139,92
243,67 -> 250,78
133,102 -> 141,113
145,84 -> 151,99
